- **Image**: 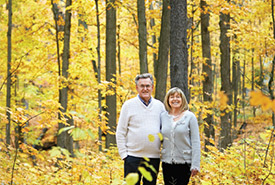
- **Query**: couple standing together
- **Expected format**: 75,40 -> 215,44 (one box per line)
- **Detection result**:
116,73 -> 201,185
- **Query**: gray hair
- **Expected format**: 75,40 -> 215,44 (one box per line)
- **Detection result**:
135,73 -> 154,85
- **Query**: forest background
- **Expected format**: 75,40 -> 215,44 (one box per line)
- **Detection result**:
0,0 -> 275,184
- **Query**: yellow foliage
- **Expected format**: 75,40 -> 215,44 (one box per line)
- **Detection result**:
125,173 -> 139,185
157,133 -> 163,142
147,134 -> 155,142
138,167 -> 152,182
250,91 -> 274,112
218,91 -> 228,110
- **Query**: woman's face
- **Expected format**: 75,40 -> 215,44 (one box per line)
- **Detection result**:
168,92 -> 182,110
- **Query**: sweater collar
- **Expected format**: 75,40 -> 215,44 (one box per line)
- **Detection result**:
138,95 -> 152,106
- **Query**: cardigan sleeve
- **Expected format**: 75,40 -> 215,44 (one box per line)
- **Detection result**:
189,113 -> 201,171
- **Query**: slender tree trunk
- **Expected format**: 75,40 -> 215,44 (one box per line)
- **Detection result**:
155,0 -> 170,101
251,49 -> 255,117
57,0 -> 74,156
201,0 -> 214,151
137,0 -> 148,74
219,0 -> 232,150
189,1 -> 195,100
117,24 -> 121,75
232,50 -> 240,139
6,0 -> 12,145
150,3 -> 157,71
260,55 -> 263,90
95,0 -> 103,151
105,0 -> 117,148
269,0 -> 275,127
170,0 -> 189,101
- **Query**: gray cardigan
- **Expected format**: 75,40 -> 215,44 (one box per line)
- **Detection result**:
160,110 -> 201,171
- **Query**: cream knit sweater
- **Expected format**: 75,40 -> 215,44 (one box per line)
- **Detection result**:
116,96 -> 165,159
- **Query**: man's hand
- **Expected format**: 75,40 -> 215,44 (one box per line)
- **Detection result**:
191,169 -> 198,177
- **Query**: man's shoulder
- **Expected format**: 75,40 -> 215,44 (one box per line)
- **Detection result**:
152,98 -> 164,105
122,96 -> 139,106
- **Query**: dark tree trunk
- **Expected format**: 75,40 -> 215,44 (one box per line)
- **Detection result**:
201,0 -> 214,151
105,0 -> 117,148
137,0 -> 148,74
95,0 -> 103,151
155,0 -> 170,102
57,0 -> 74,156
117,24 -> 121,75
170,0 -> 189,101
269,0 -> 275,127
232,50 -> 240,138
189,1 -> 195,101
219,0 -> 232,150
150,3 -> 157,72
6,0 -> 12,145
251,49 -> 255,117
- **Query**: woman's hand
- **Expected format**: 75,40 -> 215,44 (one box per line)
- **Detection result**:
191,169 -> 198,177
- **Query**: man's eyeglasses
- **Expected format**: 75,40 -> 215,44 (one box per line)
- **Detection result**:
138,84 -> 152,89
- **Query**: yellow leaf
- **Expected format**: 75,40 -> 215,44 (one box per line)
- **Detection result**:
157,133 -> 163,141
249,91 -> 264,106
138,167 -> 152,182
125,173 -> 139,185
148,134 -> 155,142
143,157 -> 150,162
272,100 -> 275,113
261,96 -> 272,111
219,91 -> 228,110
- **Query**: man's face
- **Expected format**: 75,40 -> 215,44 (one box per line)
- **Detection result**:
136,78 -> 153,102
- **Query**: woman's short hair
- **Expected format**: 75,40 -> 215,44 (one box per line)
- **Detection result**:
135,73 -> 154,85
164,87 -> 189,112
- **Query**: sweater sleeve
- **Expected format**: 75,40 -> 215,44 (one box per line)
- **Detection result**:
116,102 -> 129,160
189,113 -> 201,171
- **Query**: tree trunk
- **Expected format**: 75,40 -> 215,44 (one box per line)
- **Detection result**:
117,24 -> 121,75
219,0 -> 232,150
269,0 -> 275,127
189,1 -> 195,101
150,3 -> 157,73
137,0 -> 148,74
154,0 -> 170,101
201,0 -> 214,151
170,0 -> 189,102
57,0 -> 74,156
6,0 -> 12,145
105,0 -> 117,148
251,49 -> 255,117
95,0 -> 103,151
232,51 -> 240,139
260,55 -> 263,91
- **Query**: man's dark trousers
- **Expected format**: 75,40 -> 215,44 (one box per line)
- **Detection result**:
124,155 -> 160,185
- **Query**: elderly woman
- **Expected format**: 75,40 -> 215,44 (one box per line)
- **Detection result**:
161,87 -> 201,185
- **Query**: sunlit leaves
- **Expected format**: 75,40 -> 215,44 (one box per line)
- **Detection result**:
125,173 -> 139,185
148,134 -> 155,142
157,133 -> 163,141
218,91 -> 228,111
250,91 -> 274,112
138,166 -> 153,182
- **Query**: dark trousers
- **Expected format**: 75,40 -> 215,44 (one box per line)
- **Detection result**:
162,162 -> 191,185
124,155 -> 160,185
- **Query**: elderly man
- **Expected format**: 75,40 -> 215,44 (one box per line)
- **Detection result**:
116,73 -> 165,185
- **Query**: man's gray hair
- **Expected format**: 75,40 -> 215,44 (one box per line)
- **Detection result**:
135,73 -> 154,85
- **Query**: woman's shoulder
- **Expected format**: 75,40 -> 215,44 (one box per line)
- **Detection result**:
184,110 -> 196,117
161,111 -> 169,117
